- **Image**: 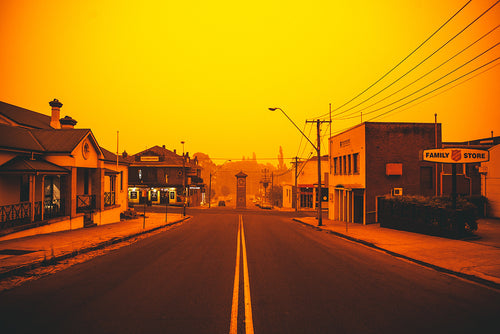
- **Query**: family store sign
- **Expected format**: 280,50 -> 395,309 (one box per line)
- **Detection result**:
422,148 -> 489,163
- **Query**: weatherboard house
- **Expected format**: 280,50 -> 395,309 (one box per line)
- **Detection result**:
0,100 -> 128,239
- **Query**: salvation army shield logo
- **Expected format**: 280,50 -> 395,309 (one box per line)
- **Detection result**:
451,149 -> 462,162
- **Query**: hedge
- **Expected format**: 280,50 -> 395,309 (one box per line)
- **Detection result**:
377,195 -> 483,238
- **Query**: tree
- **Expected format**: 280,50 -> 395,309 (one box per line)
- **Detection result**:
278,146 -> 286,171
221,185 -> 231,197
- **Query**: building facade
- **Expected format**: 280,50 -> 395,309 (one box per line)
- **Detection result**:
329,122 -> 441,224
0,100 -> 128,239
282,156 -> 329,210
126,146 -> 204,207
481,144 -> 500,218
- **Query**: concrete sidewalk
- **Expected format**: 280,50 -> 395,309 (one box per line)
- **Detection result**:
0,213 -> 189,279
293,217 -> 500,289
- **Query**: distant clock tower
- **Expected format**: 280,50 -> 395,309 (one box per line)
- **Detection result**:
235,171 -> 248,208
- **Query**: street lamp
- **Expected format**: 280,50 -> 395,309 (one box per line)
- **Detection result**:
269,107 -> 324,226
181,141 -> 186,216
208,160 -> 231,208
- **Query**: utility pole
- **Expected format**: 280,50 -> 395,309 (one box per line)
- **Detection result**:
181,141 -> 186,216
306,119 -> 331,226
271,172 -> 274,209
294,157 -> 298,212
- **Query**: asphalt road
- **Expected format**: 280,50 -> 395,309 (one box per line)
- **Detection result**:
0,211 -> 499,333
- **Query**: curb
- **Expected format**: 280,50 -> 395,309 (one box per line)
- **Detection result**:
292,218 -> 500,290
0,217 -> 191,280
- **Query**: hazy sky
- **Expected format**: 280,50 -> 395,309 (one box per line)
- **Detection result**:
1,0 -> 498,164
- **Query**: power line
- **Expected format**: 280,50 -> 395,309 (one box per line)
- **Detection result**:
376,61 -> 500,121
325,0 -> 498,120
335,23 -> 500,120
313,0 -> 473,119
335,41 -> 499,121
328,59 -> 500,138
366,56 -> 500,122
338,42 -> 499,120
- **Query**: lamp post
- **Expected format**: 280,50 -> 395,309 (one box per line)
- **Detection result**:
209,160 -> 231,208
181,141 -> 186,216
269,107 -> 324,226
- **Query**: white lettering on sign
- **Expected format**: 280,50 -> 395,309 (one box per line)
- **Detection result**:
422,148 -> 489,164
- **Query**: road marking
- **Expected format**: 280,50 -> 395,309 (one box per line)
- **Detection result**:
229,215 -> 255,334
240,215 -> 255,334
229,217 -> 241,334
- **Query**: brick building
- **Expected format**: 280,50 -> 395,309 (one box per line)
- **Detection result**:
329,122 -> 441,224
125,146 -> 204,207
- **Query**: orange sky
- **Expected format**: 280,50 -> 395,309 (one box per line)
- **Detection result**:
1,0 -> 498,164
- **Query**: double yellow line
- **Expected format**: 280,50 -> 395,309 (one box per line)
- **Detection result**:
229,215 -> 254,334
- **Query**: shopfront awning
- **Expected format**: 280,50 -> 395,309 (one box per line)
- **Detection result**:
0,156 -> 69,175
104,168 -> 120,175
334,184 -> 364,190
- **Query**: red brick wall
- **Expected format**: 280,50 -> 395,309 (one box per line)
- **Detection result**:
364,122 -> 441,223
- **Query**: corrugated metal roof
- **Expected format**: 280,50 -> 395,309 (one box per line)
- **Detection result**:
0,101 -> 52,129
30,128 -> 90,153
0,124 -> 45,152
128,145 -> 198,168
100,146 -> 128,164
0,156 -> 69,174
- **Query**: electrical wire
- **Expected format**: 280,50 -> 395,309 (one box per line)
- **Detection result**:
335,24 -> 500,120
325,1 -> 499,120
335,42 -> 499,120
376,61 -> 500,121
313,0 -> 473,119
366,56 -> 500,122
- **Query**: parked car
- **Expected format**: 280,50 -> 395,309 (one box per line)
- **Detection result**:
218,201 -> 226,207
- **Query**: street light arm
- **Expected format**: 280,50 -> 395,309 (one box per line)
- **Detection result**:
269,107 -> 317,150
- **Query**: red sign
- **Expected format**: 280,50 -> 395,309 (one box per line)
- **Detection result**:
451,149 -> 461,162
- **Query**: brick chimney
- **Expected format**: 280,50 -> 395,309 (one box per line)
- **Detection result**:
49,99 -> 63,129
59,115 -> 77,129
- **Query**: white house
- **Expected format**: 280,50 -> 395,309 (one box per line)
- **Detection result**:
0,99 -> 128,240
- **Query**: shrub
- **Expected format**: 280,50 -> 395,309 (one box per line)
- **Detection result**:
378,195 -> 479,238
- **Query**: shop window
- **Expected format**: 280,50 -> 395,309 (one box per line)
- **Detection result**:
353,153 -> 359,174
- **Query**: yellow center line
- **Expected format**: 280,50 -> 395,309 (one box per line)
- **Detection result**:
229,218 -> 241,334
241,215 -> 255,334
229,215 -> 255,334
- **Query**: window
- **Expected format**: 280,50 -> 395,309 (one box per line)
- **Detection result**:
348,155 -> 352,174
333,157 -> 338,175
343,155 -> 347,175
353,153 -> 359,174
339,156 -> 343,175
120,171 -> 123,190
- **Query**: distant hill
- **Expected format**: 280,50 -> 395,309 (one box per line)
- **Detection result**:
193,153 -> 292,202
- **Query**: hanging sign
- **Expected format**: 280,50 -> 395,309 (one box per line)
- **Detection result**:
422,148 -> 489,163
